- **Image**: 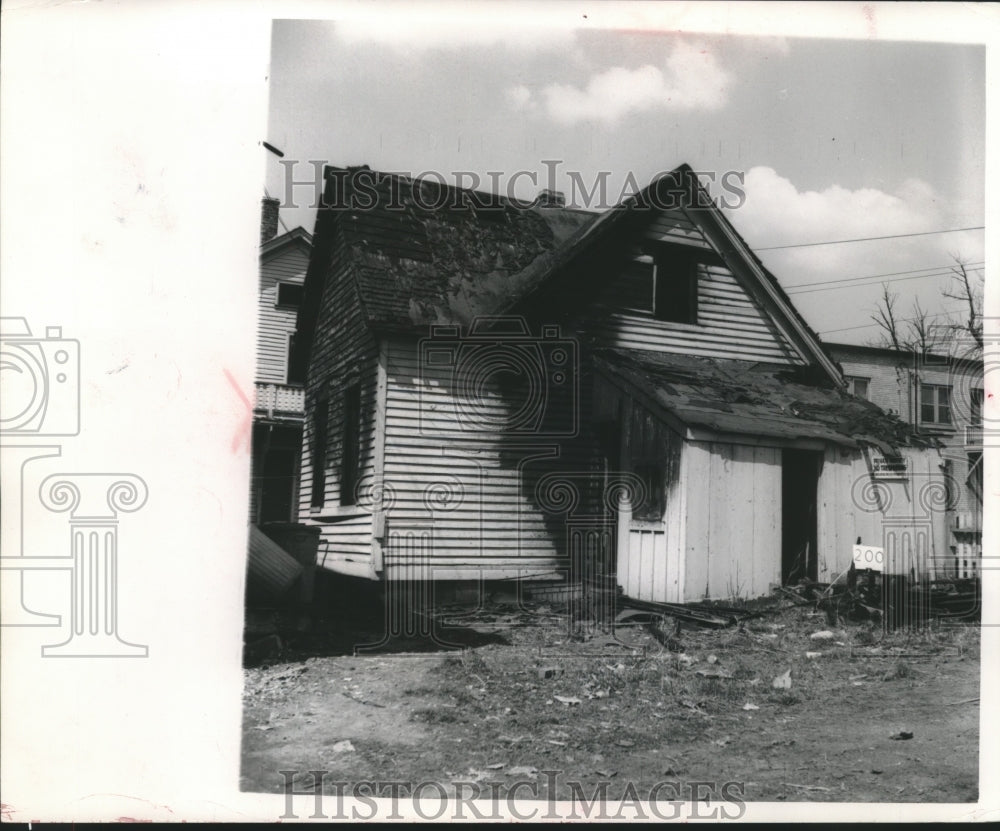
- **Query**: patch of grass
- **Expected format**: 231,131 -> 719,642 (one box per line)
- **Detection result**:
410,707 -> 461,724
767,691 -> 802,706
401,686 -> 437,697
881,661 -> 913,681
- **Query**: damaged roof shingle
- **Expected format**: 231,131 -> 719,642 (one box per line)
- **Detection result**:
594,348 -> 936,451
328,169 -> 596,329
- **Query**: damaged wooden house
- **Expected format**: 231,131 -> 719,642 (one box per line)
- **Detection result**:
291,163 -> 950,605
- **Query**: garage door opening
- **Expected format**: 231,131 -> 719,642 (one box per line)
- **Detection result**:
782,449 -> 821,584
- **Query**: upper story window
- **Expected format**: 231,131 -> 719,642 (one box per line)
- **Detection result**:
652,247 -> 698,325
970,387 -> 984,425
920,383 -> 952,425
310,396 -> 330,509
276,282 -> 304,310
846,376 -> 870,399
340,384 -> 362,506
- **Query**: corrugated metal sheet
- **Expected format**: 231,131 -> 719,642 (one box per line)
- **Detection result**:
247,523 -> 303,597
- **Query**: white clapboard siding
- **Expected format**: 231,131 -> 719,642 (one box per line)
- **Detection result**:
644,209 -> 715,250
682,441 -> 782,601
380,334 -> 603,581
258,243 -> 310,384
587,249 -> 803,365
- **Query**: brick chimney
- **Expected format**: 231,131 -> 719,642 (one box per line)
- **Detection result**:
536,188 -> 566,207
260,196 -> 280,244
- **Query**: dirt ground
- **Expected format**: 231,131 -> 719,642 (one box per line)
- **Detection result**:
240,594 -> 980,809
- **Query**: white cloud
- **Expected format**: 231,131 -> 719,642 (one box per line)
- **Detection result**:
728,167 -> 985,343
508,41 -> 732,124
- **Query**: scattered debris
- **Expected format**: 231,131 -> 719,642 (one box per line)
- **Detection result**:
330,740 -> 355,753
810,631 -> 835,641
695,669 -> 734,680
340,691 -> 385,708
890,731 -> 914,741
554,695 -> 582,706
780,782 -> 832,792
596,769 -> 618,778
537,666 -> 562,680
772,669 -> 792,689
707,654 -> 719,664
743,702 -> 760,711
486,763 -> 506,770
616,739 -> 635,748
507,766 -> 538,778
805,652 -> 822,659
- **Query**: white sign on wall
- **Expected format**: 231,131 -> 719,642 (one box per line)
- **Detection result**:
852,545 -> 885,572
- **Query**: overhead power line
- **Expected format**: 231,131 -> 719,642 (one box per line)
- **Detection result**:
787,264 -> 985,296
783,261 -> 984,291
756,226 -> 984,251
819,307 -> 964,336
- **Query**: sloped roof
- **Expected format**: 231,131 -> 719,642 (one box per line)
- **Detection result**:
301,163 -> 843,384
327,168 -> 595,328
594,348 -> 935,450
260,225 -> 312,259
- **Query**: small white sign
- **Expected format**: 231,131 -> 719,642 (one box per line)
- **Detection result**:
853,545 -> 884,572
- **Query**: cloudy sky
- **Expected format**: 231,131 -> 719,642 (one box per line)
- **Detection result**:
264,16 -> 985,347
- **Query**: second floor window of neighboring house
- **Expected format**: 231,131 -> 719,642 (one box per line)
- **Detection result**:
653,248 -> 699,325
276,282 -> 304,309
920,383 -> 952,426
846,376 -> 869,399
970,387 -> 984,425
340,384 -> 362,506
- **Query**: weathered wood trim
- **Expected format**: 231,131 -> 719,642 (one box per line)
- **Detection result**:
371,338 -> 389,575
686,199 -> 845,386
683,428 -> 836,451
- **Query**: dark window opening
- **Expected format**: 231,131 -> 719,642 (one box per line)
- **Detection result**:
286,332 -> 307,386
653,249 -> 698,324
310,397 -> 329,509
276,282 -> 304,309
967,451 -> 983,499
340,385 -> 361,506
920,383 -> 952,425
970,387 -> 984,425
633,463 -> 666,521
846,376 -> 870,399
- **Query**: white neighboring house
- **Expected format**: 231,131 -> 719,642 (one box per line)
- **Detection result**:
251,197 -> 312,526
827,342 -> 984,579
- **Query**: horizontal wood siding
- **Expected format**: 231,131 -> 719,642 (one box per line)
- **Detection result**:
258,244 -> 310,385
299,233 -> 379,577
683,441 -> 782,601
644,208 -> 715,250
584,239 -> 803,364
381,334 -> 604,581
